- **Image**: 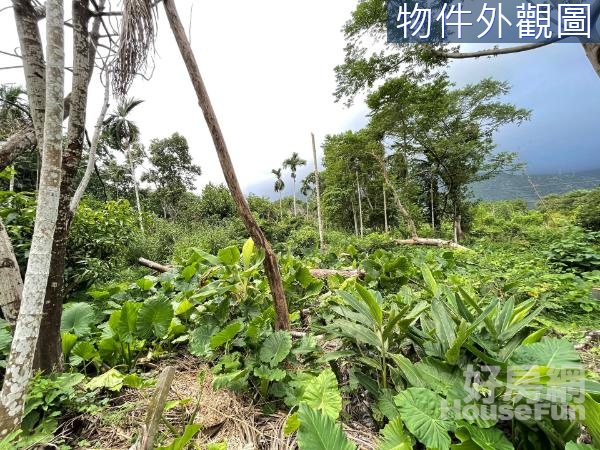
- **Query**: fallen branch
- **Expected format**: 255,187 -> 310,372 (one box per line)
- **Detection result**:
138,257 -> 170,273
130,366 -> 176,450
592,288 -> 600,301
394,238 -> 469,250
309,268 -> 365,280
139,257 -> 366,280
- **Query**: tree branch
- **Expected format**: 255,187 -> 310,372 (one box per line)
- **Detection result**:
433,40 -> 559,59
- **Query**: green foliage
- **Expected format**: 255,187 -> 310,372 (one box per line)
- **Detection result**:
297,404 -> 356,450
547,231 -> 600,273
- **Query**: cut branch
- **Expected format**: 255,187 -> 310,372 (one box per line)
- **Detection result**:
434,41 -> 557,60
394,238 -> 468,250
163,0 -> 290,331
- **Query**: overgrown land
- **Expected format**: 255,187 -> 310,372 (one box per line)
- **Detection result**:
1,0 -> 600,448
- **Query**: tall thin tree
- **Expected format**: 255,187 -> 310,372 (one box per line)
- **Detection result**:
0,0 -> 64,431
104,97 -> 145,232
311,133 -> 325,250
282,152 -> 306,217
271,168 -> 285,220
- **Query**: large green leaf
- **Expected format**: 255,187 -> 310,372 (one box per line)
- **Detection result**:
512,338 -> 581,368
242,238 -> 255,268
297,404 -> 355,450
355,284 -> 382,326
210,321 -> 243,349
217,245 -> 240,265
116,301 -> 141,343
460,423 -> 514,450
581,394 -> 600,446
302,368 -> 343,420
565,442 -> 595,450
156,424 -> 202,450
136,295 -> 174,339
189,323 -> 218,357
379,417 -> 412,450
395,387 -> 453,450
61,302 -> 95,336
259,331 -> 292,367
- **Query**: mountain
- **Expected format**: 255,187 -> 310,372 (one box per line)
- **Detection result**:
471,168 -> 600,206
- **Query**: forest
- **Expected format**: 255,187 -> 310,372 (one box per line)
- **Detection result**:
0,0 -> 599,449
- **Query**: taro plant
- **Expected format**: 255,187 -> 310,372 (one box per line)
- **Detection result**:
320,284 -> 428,390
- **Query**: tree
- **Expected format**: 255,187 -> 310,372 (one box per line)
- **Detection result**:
367,75 -> 530,241
282,152 -> 306,217
311,133 -> 325,250
104,97 -> 145,232
196,183 -> 236,223
300,173 -> 315,218
334,0 -> 599,107
142,133 -> 201,220
163,0 -> 290,330
271,168 -> 285,220
0,0 -> 64,431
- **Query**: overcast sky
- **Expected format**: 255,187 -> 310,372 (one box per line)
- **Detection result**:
1,0 -> 599,199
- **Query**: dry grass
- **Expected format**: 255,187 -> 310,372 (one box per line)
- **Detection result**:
65,354 -> 377,449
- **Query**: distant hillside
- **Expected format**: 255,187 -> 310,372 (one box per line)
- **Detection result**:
471,168 -> 600,206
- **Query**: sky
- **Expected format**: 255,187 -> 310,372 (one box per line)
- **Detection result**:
1,0 -> 599,199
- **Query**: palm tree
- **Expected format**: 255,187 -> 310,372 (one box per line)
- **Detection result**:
301,173 -> 315,219
104,98 -> 145,232
272,168 -> 285,220
282,152 -> 306,216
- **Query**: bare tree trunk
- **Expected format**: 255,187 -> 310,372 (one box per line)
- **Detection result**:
383,183 -> 388,233
311,133 -> 324,250
292,177 -> 297,216
8,168 -> 14,192
0,0 -> 64,431
0,218 -> 22,325
372,151 -> 418,239
356,171 -> 364,238
279,192 -> 282,221
583,43 -> 600,78
430,170 -> 435,230
11,0 -> 47,144
70,77 -> 110,213
163,0 -> 290,331
127,144 -> 145,233
352,201 -> 358,236
35,0 -> 94,373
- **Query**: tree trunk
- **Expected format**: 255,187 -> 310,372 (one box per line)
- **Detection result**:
34,0 -> 93,373
352,201 -> 358,236
8,168 -> 14,192
11,0 -> 47,144
383,183 -> 388,233
372,150 -> 418,239
292,177 -> 297,216
70,77 -> 110,213
430,170 -> 435,230
311,133 -> 325,250
279,192 -> 282,221
163,0 -> 290,331
0,0 -> 64,431
0,218 -> 22,325
127,145 -> 145,233
356,171 -> 364,238
583,43 -> 600,78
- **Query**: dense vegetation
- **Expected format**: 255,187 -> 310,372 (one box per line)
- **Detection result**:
1,176 -> 600,448
1,0 -> 599,448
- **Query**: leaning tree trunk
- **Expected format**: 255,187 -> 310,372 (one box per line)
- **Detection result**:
70,77 -> 110,212
311,133 -> 325,250
0,218 -> 22,325
0,0 -> 64,431
163,0 -> 290,330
